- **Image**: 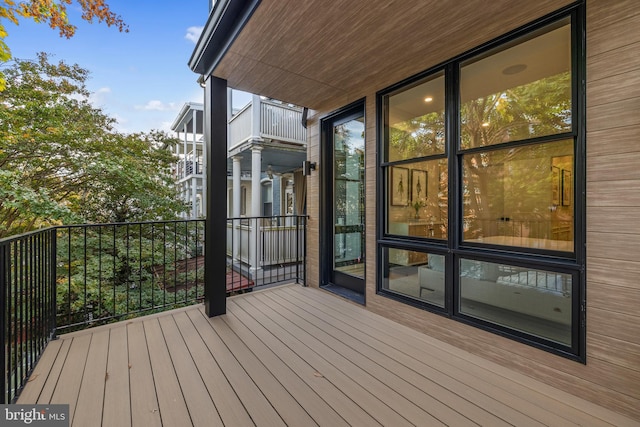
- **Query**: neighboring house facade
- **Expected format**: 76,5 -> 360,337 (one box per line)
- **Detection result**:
170,97 -> 307,220
170,102 -> 206,219
190,0 -> 640,419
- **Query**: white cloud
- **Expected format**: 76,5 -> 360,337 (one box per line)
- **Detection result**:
185,26 -> 204,44
135,100 -> 179,111
89,87 -> 112,106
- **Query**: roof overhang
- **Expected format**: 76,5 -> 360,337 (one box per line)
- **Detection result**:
189,0 -> 262,77
190,0 -> 576,112
171,102 -> 205,134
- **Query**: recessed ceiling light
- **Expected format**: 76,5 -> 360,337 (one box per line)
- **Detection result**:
424,96 -> 433,103
502,64 -> 527,75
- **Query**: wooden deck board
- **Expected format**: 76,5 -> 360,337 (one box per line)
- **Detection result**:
235,293 -> 431,427
143,318 -> 192,427
157,314 -> 223,427
219,307 -> 349,427
279,286 -> 579,427
36,338 -> 71,404
16,284 -> 640,427
73,329 -> 109,427
223,301 -> 376,426
102,327 -> 132,427
186,308 -> 286,427
50,334 -> 91,422
172,311 -> 255,427
267,289 -> 497,426
17,339 -> 63,403
208,314 -> 318,427
127,321 -> 162,427
243,292 -> 442,427
284,286 -> 630,427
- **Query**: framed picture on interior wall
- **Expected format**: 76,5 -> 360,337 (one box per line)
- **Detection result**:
411,169 -> 427,202
562,169 -> 572,206
390,166 -> 409,206
551,166 -> 561,205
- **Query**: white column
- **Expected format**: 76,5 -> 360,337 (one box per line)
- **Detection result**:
191,178 -> 197,219
232,156 -> 242,260
183,123 -> 188,178
201,110 -> 207,217
250,146 -> 262,273
192,109 -> 198,173
251,94 -> 261,139
251,146 -> 262,216
227,88 -> 233,152
232,156 -> 242,217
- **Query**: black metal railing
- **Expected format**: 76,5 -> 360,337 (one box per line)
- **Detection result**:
1,215 -> 307,403
1,228 -> 57,404
226,215 -> 307,290
55,220 -> 206,334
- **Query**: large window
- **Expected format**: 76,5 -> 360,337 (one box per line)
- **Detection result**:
379,11 -> 583,359
385,72 -> 448,241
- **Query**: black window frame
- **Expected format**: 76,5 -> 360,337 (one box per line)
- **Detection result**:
376,3 -> 586,361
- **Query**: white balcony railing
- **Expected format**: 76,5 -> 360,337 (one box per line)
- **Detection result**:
228,103 -> 252,149
228,98 -> 307,149
226,216 -> 305,269
260,100 -> 307,143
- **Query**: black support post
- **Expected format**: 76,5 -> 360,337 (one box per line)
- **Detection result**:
204,75 -> 228,317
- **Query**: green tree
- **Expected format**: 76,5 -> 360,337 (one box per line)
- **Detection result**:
0,54 -> 195,328
0,53 -> 185,237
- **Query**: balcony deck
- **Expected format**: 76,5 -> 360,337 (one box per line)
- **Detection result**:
18,284 -> 636,427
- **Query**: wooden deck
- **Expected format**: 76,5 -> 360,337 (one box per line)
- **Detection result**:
18,284 -> 638,427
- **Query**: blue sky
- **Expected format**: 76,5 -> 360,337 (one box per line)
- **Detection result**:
6,0 -> 250,134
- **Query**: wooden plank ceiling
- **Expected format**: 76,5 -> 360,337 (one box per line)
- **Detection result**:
214,0 -> 575,111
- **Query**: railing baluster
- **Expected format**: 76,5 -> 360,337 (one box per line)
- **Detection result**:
139,223 -> 143,312
8,241 -> 14,402
163,223 -> 167,308
18,239 -> 24,395
83,226 -> 88,325
0,243 -> 7,404
194,221 -> 198,301
112,225 -> 116,321
98,226 -> 102,324
67,229 -> 71,328
174,222 -> 177,305
50,229 -> 56,339
184,221 -> 188,304
151,223 -> 155,308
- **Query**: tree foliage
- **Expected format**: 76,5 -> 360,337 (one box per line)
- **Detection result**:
0,53 -> 186,238
0,0 -> 127,89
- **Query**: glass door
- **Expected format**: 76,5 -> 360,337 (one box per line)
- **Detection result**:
323,104 -> 366,295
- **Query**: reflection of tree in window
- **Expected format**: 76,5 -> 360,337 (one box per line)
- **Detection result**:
389,110 -> 445,161
463,141 -> 573,241
460,72 -> 571,150
460,58 -> 572,242
333,120 -> 365,266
